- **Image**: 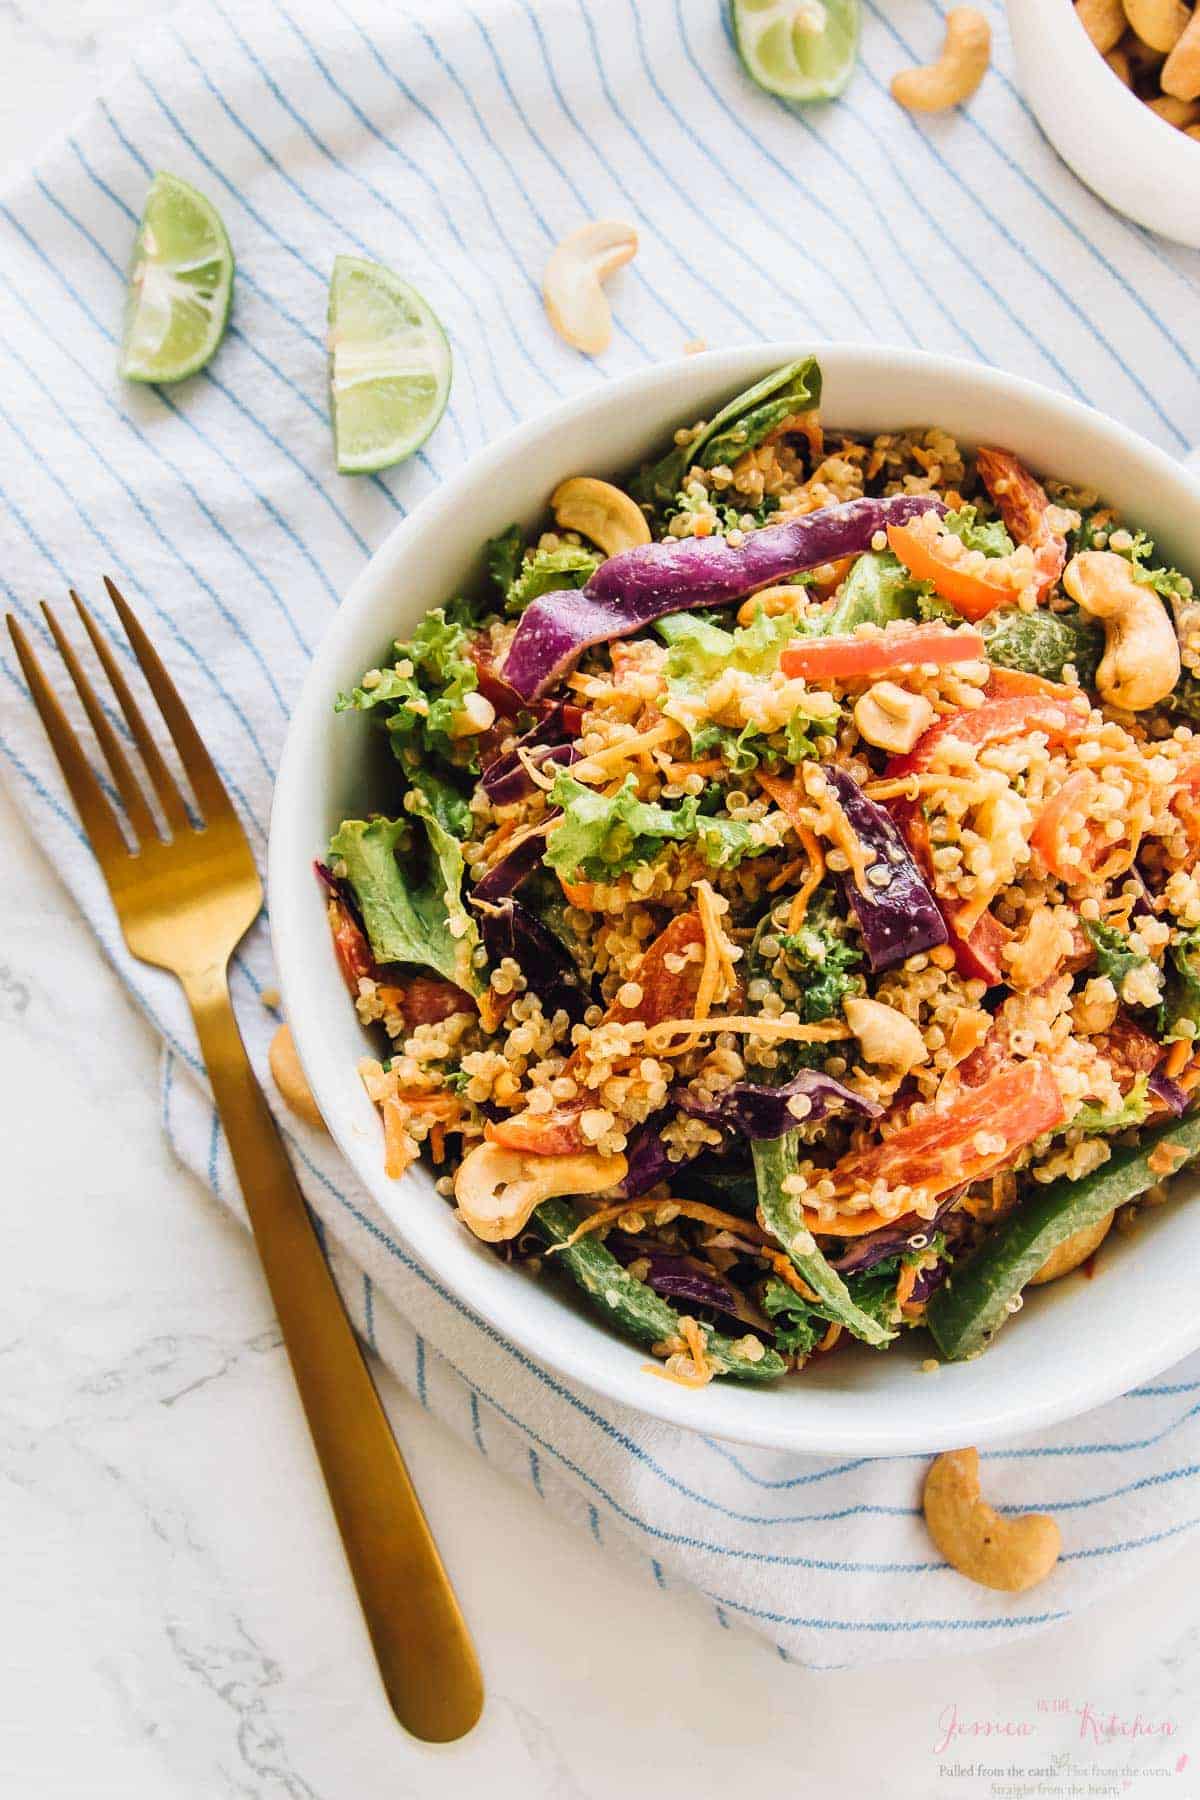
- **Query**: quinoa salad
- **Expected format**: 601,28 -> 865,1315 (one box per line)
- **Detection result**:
321,357 -> 1200,1387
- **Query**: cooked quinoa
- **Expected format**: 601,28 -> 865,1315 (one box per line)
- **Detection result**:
322,357 -> 1200,1386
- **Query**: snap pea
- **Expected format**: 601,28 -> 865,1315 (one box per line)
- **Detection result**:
927,1112 -> 1200,1362
752,1136 -> 895,1348
531,1200 -> 786,1383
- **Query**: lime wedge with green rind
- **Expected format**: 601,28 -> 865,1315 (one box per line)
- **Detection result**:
119,171 -> 234,384
327,255 -> 452,475
732,0 -> 861,102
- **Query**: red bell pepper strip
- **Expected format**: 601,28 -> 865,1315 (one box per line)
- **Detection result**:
779,622 -> 984,683
976,446 -> 1068,599
486,912 -> 706,1155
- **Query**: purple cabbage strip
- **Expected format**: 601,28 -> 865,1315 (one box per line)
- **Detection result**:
613,1120 -> 699,1198
480,702 -> 581,806
606,1236 -> 743,1320
1148,1069 -> 1189,1117
673,1068 -> 881,1141
475,896 -> 588,1024
830,1190 -> 969,1276
502,494 -> 946,701
821,765 -> 948,972
471,819 -> 555,903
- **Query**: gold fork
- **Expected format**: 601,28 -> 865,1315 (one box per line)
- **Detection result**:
6,582 -> 483,1743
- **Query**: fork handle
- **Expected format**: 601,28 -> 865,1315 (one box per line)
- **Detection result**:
181,964 -> 483,1743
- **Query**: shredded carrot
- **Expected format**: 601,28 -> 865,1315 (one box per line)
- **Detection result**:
548,1198 -> 771,1253
429,1122 -> 446,1164
764,1248 -> 820,1304
559,877 -> 599,907
663,758 -> 725,781
767,857 -> 805,893
680,1316 -> 714,1385
571,719 -> 684,782
787,823 -> 826,931
382,1096 -> 417,1179
1164,1039 -> 1190,1080
817,1321 -> 843,1355
643,1014 -> 852,1053
1179,1060 -> 1200,1093
895,1262 -> 919,1311
394,1092 -> 461,1120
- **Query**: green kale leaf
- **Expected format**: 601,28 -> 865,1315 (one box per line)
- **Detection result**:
1083,918 -> 1151,999
979,606 -> 1103,686
1161,926 -> 1200,1043
776,896 -> 864,1023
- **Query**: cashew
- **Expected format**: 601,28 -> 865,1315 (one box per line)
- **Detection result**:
453,1141 -> 627,1243
1028,1211 -> 1114,1286
1123,0 -> 1190,53
448,689 -> 497,737
891,8 -> 991,112
1149,91 -> 1200,124
542,220 -> 638,356
268,1024 -> 326,1132
1104,41 -> 1134,83
853,681 -> 936,755
1187,121 -> 1200,137
844,995 -> 929,1076
1063,551 -> 1181,709
551,476 -> 651,557
1076,0 -> 1129,52
923,1448 -> 1062,1592
1003,906 -> 1076,991
1163,6 -> 1200,96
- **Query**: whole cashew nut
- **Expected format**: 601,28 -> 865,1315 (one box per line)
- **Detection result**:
1063,550 -> 1181,710
551,476 -> 651,557
1123,0 -> 1190,54
1028,1210 -> 1114,1285
844,995 -> 929,1076
268,1024 -> 326,1132
1163,7 -> 1200,97
853,681 -> 935,755
453,1141 -> 627,1242
923,1448 -> 1062,1592
1148,92 -> 1200,125
1075,0 -> 1130,53
891,8 -> 991,112
543,220 -> 638,356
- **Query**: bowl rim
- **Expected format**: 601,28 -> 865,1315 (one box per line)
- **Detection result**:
269,340 -> 1200,1454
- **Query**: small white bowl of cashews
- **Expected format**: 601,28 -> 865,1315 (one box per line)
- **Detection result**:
1006,0 -> 1200,246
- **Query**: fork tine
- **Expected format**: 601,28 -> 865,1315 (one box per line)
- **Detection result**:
42,601 -> 159,848
5,613 -> 131,873
72,590 -> 191,837
103,578 -> 232,826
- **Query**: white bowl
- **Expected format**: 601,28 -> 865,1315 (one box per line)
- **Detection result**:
1007,0 -> 1200,248
270,343 -> 1200,1454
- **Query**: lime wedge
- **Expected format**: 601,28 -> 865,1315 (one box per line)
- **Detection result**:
119,172 -> 234,384
327,255 -> 452,475
732,0 -> 861,102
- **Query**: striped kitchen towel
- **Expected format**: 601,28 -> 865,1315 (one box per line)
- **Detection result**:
2,0 -> 1200,1668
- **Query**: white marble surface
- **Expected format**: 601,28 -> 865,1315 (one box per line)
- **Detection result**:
3,5 -> 1200,1796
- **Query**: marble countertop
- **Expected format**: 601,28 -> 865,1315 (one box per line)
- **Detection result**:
3,5 -> 1199,1796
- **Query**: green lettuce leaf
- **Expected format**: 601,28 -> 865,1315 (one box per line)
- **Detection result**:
944,504 -> 1014,558
630,357 -> 822,511
816,551 -> 931,636
329,791 -> 481,993
504,543 -> 600,616
335,608 -> 480,770
485,523 -> 524,598
1072,1073 -> 1150,1136
542,771 -> 767,882
656,606 -> 836,768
